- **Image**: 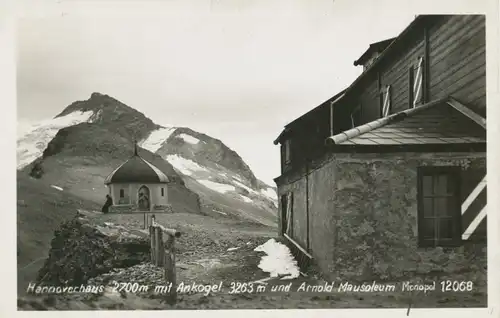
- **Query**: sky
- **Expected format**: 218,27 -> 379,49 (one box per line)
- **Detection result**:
16,0 -> 419,185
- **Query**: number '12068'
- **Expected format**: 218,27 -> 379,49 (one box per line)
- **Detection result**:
440,281 -> 473,292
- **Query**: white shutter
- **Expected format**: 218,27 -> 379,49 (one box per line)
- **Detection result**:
462,175 -> 487,240
413,57 -> 424,107
382,85 -> 391,117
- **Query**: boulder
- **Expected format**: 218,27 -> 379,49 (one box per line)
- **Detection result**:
36,213 -> 150,286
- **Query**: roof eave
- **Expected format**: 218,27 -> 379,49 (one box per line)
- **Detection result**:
353,37 -> 397,66
325,96 -> 449,146
327,142 -> 486,153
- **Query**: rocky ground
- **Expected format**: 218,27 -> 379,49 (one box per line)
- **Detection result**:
17,210 -> 488,310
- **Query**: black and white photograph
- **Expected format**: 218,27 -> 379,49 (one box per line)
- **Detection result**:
12,0 -> 497,313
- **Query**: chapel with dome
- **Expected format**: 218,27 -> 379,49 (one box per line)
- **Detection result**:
104,143 -> 171,214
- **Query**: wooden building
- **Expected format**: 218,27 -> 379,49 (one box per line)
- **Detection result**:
273,15 -> 487,281
104,144 -> 172,215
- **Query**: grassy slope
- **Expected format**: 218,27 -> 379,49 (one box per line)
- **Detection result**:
17,173 -> 100,295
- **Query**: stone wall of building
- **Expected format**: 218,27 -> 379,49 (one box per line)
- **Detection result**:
329,152 -> 486,282
276,151 -> 487,288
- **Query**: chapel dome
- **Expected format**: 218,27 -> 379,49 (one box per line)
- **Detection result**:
104,145 -> 170,185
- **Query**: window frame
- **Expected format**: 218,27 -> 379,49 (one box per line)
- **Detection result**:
161,187 -> 165,197
417,166 -> 462,248
280,194 -> 288,235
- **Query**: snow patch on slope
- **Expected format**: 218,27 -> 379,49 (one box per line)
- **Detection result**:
240,195 -> 253,203
166,155 -> 209,176
178,133 -> 200,145
139,126 -> 177,153
17,111 -> 96,169
232,175 -> 244,182
51,185 -> 63,191
234,180 -> 258,195
198,180 -> 235,194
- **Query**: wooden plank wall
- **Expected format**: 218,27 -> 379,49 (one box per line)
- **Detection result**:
353,15 -> 485,125
428,15 -> 486,117
356,35 -> 424,122
358,76 -> 380,123
380,36 -> 424,114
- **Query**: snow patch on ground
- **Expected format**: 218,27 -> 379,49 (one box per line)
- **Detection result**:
254,238 -> 300,280
17,111 -> 96,169
166,155 -> 209,176
139,126 -> 177,153
51,185 -> 63,191
198,180 -> 235,194
178,133 -> 200,145
227,247 -> 240,252
260,187 -> 278,201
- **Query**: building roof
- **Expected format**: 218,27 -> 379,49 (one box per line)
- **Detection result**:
273,16 -> 436,146
104,144 -> 170,185
353,37 -> 396,66
325,97 -> 486,147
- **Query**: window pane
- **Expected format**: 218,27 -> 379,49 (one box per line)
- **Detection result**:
423,176 -> 433,195
421,219 -> 435,239
423,197 -> 434,217
434,197 -> 448,217
438,219 -> 454,239
434,175 -> 448,195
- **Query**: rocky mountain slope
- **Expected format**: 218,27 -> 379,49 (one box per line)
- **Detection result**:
139,126 -> 277,223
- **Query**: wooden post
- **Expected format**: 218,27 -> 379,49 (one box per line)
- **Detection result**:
155,227 -> 164,266
164,234 -> 177,305
150,225 -> 156,264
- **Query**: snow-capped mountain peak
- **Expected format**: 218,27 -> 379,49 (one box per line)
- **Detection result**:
139,127 -> 277,208
17,110 -> 97,169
